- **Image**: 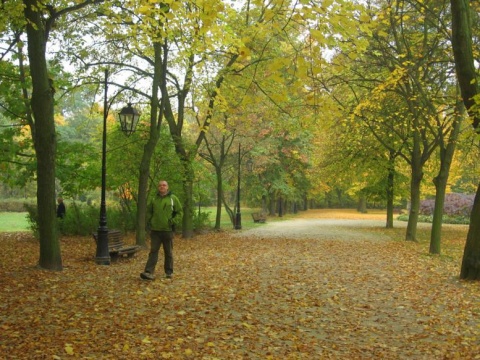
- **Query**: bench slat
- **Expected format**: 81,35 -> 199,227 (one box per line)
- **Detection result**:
92,230 -> 141,257
251,213 -> 267,223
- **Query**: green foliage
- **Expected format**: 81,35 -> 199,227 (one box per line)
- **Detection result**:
0,60 -> 29,121
192,210 -> 212,231
108,123 -> 185,201
0,126 -> 36,188
56,139 -> 100,197
25,200 -> 138,237
62,201 -> 99,236
24,203 -> 40,238
397,213 -> 470,225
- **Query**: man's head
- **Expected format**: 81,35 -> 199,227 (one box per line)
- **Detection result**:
158,181 -> 169,196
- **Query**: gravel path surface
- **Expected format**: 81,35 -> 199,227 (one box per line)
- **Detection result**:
234,210 -> 430,241
234,218 -> 389,241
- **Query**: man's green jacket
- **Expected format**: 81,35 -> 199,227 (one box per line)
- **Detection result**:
147,191 -> 183,231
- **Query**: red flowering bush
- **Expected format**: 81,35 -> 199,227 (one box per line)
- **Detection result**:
419,193 -> 474,216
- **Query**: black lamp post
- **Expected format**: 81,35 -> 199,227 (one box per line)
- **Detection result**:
95,70 -> 140,265
234,148 -> 254,230
235,143 -> 242,230
278,196 -> 283,217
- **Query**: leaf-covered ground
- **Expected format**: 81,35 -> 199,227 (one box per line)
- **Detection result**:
1,209 -> 479,359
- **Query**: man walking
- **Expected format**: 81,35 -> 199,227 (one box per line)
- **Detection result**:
140,180 -> 183,280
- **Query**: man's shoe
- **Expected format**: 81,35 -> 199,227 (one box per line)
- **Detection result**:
140,272 -> 154,280
166,273 -> 172,279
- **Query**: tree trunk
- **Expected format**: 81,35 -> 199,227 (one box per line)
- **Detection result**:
214,166 -> 223,230
262,195 -> 267,213
430,178 -> 446,254
461,183 -> 480,279
406,163 -> 423,242
268,192 -> 275,216
450,0 -> 478,128
450,0 -> 480,279
221,190 -> 234,226
429,100 -> 463,254
278,195 -> 283,217
336,188 -> 343,207
357,193 -> 367,213
181,162 -> 194,238
405,113 -> 426,242
136,42 -> 162,247
24,0 -> 62,270
136,138 -> 157,247
385,154 -> 395,229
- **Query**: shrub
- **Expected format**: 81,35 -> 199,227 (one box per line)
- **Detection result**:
419,193 -> 474,217
193,210 -> 212,232
66,202 -> 100,236
398,193 -> 474,224
19,199 -> 212,236
442,215 -> 470,225
397,213 -> 470,225
0,198 -> 36,212
25,200 -> 138,237
24,203 -> 40,238
65,201 -> 137,236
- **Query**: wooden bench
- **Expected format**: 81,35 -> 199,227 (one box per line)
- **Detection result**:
251,212 -> 267,223
92,229 -> 140,258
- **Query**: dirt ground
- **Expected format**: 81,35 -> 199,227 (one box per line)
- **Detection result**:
1,209 -> 479,359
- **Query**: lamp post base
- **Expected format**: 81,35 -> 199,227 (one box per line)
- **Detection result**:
234,212 -> 242,230
95,226 -> 110,265
95,256 -> 111,265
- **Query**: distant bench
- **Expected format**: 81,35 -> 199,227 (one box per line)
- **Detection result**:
251,212 -> 267,223
92,229 -> 140,258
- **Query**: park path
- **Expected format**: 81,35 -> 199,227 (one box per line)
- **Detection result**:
224,209 -> 477,359
234,209 -> 423,241
236,217 -> 392,241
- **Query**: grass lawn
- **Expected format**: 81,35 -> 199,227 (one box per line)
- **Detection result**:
0,212 -> 29,232
201,206 -> 271,230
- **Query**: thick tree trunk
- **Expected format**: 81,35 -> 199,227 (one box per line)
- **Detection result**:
429,101 -> 462,254
136,140 -> 157,247
430,178 -> 446,254
461,183 -> 480,279
24,0 -> 62,270
450,0 -> 480,279
450,0 -> 478,128
357,193 -> 367,213
406,165 -> 423,242
405,115 -> 425,242
136,42 -> 162,247
269,192 -> 275,216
